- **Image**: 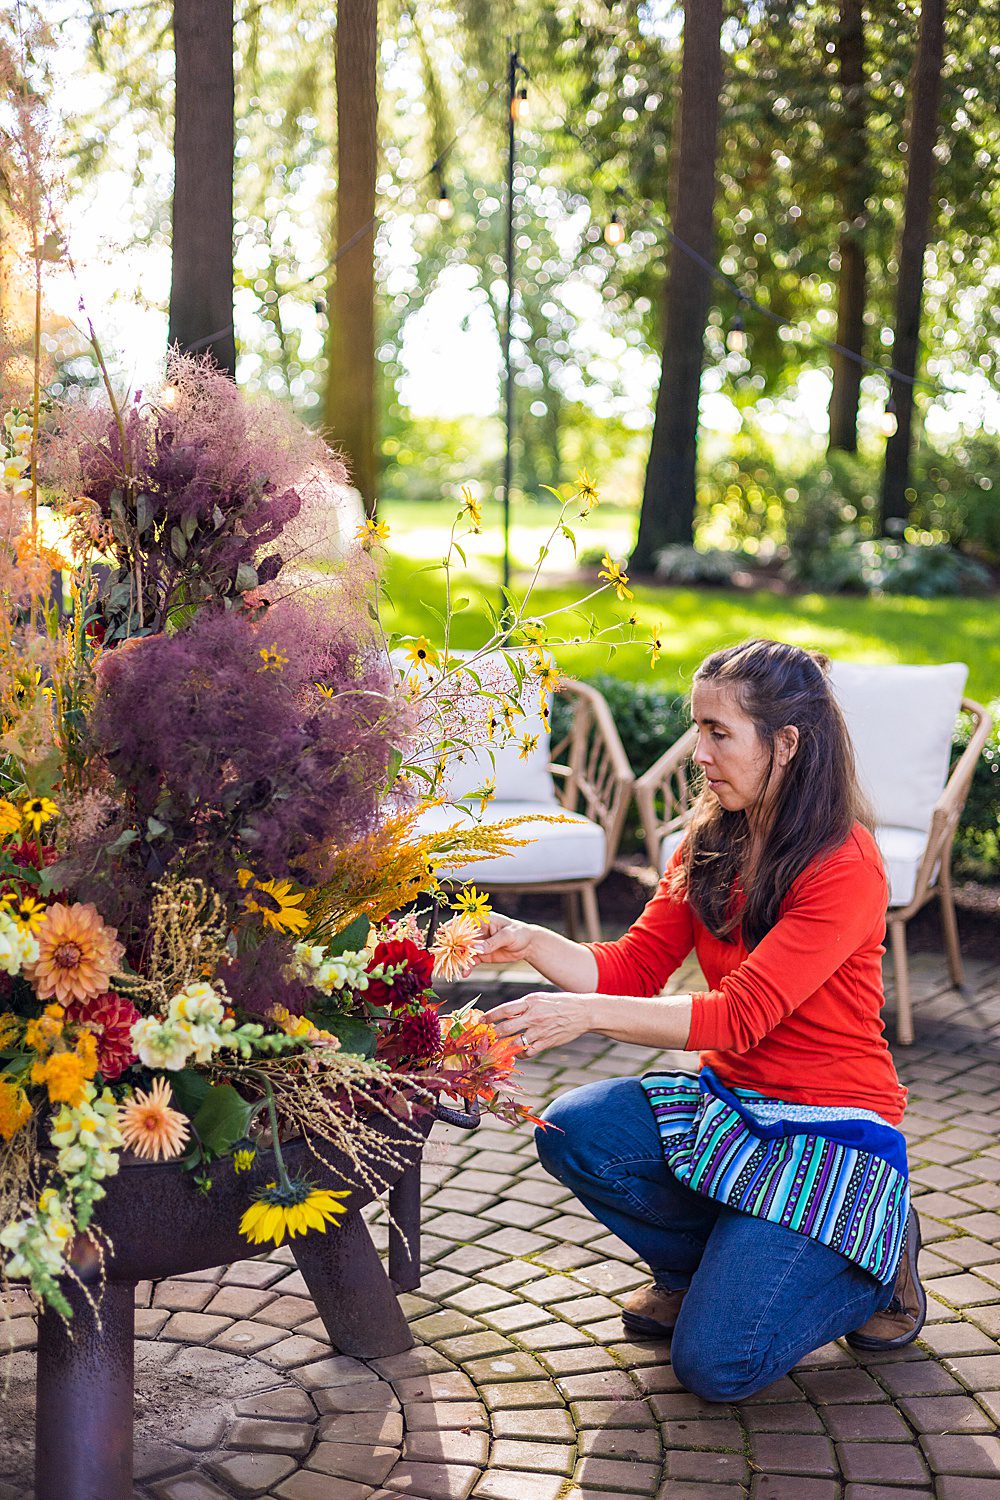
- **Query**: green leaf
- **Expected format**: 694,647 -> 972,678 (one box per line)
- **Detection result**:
235,562 -> 258,593
311,1012 -> 377,1059
169,1068 -> 212,1119
106,829 -> 140,855
170,526 -> 188,562
191,1084 -> 256,1156
146,815 -> 168,839
452,542 -> 467,565
452,596 -> 470,613
326,915 -> 370,956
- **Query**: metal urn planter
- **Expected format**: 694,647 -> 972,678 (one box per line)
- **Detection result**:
33,1102 -> 476,1500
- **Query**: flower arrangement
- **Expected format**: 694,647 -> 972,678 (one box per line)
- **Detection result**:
0,335 -> 643,1323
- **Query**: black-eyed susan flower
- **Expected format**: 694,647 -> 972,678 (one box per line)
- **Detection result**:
21,796 -> 58,834
355,516 -> 390,549
9,894 -> 45,935
576,467 -> 600,511
517,732 -> 539,761
459,485 -> 482,530
405,636 -> 439,671
598,553 -> 633,602
239,1178 -> 351,1246
452,885 -> 491,922
648,627 -> 664,669
257,645 -> 288,673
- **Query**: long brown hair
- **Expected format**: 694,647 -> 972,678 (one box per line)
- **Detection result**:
678,639 -> 874,950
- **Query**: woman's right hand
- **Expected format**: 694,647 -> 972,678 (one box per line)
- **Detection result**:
471,911 -> 536,966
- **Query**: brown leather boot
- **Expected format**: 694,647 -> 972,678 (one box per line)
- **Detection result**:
846,1207 -> 926,1352
621,1284 -> 686,1339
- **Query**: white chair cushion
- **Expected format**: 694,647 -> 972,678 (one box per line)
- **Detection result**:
658,828 -> 687,873
829,661 -> 967,834
413,800 -> 606,884
877,824 -> 936,909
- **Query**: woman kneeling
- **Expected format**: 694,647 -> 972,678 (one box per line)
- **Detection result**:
474,639 -> 924,1403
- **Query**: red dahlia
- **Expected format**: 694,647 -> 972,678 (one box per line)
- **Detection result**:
65,991 -> 141,1081
365,938 -> 434,1010
378,1004 -> 444,1067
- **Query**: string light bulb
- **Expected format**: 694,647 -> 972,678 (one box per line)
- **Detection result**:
726,311 -> 747,355
880,393 -> 898,438
511,86 -> 529,121
604,211 -> 626,247
434,183 -> 454,220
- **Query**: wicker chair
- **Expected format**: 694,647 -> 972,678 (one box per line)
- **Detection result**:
411,677 -> 634,942
634,663 -> 991,1045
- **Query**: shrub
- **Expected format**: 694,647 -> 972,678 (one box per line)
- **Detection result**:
652,545 -> 743,586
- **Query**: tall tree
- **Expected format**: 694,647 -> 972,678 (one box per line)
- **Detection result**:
325,0 -> 378,512
880,0 -> 945,533
631,0 -> 723,570
168,0 -> 235,375
827,0 -> 869,452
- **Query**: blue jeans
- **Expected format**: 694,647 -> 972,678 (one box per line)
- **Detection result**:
536,1075 -> 889,1403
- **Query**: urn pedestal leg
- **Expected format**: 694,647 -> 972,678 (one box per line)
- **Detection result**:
388,1160 -> 421,1293
35,1277 -> 135,1500
292,1207 -> 414,1357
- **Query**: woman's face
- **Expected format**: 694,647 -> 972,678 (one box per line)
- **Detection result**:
690,681 -> 794,815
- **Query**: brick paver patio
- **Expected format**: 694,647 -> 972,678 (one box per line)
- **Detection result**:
3,946 -> 1000,1499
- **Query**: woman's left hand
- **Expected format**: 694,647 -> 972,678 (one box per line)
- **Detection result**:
490,991 -> 596,1057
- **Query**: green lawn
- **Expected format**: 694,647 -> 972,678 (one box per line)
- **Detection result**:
371,500 -> 999,703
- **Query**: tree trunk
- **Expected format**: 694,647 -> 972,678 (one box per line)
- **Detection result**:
880,0 -> 945,534
324,0 -> 378,512
828,0 -> 868,453
168,0 -> 235,375
631,0 -> 723,571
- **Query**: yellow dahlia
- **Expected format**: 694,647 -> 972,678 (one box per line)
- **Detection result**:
27,902 -> 125,1005
239,1180 -> 351,1247
118,1077 -> 190,1162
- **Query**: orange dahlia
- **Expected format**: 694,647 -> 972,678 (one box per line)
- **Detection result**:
27,902 -> 125,1005
118,1077 -> 190,1162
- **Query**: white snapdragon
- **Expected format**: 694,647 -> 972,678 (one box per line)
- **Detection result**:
0,909 -> 39,976
131,1016 -> 196,1071
293,942 -> 370,997
168,980 -> 226,1028
0,1190 -> 75,1279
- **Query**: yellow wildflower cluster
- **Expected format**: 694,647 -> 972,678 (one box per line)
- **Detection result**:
0,1077 -> 32,1141
27,1005 -> 99,1109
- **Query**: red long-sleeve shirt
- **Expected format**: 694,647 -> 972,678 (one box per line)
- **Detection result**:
587,823 -> 906,1123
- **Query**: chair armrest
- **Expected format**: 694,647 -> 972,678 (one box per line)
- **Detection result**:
552,679 -> 635,876
906,697 -> 992,911
634,725 -> 699,868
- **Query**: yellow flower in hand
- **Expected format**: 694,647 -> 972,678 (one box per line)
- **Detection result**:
452,885 -> 491,922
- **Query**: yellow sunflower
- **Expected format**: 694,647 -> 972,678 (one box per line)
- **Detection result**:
240,1179 -> 351,1246
404,636 -> 439,671
237,870 -> 310,936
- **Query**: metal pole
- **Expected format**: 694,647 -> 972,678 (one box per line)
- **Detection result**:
501,44 -> 518,605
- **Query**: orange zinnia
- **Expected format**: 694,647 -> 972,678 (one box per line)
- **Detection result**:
27,902 -> 125,1006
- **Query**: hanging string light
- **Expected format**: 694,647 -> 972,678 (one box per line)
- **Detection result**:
880,392 -> 898,438
726,306 -> 748,355
604,210 -> 626,247
433,180 -> 455,220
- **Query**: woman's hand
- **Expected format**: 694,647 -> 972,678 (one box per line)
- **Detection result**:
490,990 -> 596,1057
470,912 -> 537,967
